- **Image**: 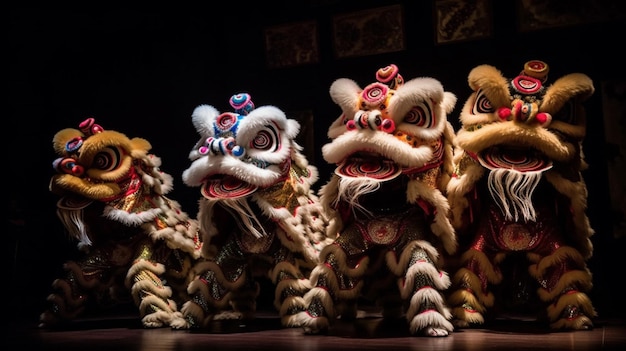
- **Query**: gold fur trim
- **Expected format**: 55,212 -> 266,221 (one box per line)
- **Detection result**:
450,268 -> 495,308
546,290 -> 596,323
528,246 -> 586,278
458,249 -> 503,284
536,270 -> 593,302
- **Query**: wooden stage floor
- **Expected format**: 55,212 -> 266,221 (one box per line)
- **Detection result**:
11,309 -> 626,351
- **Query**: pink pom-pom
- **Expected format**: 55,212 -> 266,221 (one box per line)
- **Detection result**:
346,120 -> 357,130
79,118 -> 95,131
376,64 -> 399,83
91,124 -> 104,134
379,119 -> 395,133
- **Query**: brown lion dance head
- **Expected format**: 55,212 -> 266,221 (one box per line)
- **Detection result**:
447,60 -> 595,257
50,117 -> 200,254
320,64 -> 458,255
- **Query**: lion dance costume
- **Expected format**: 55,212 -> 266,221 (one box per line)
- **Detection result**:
296,64 -> 458,336
178,93 -> 332,329
41,118 -> 202,329
446,60 -> 597,330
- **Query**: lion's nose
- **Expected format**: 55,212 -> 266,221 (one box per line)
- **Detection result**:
497,100 -> 552,127
346,110 -> 395,133
198,137 -> 245,157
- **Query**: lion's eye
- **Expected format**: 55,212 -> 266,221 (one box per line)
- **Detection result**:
472,89 -> 494,114
404,101 -> 435,128
250,125 -> 280,151
92,146 -> 122,171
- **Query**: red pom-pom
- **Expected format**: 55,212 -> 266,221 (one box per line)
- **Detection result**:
497,107 -> 511,120
536,112 -> 551,125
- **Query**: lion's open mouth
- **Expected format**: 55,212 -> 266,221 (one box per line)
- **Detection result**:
335,153 -> 402,181
477,146 -> 553,173
201,174 -> 258,199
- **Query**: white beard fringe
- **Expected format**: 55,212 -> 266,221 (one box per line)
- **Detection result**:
334,176 -> 381,218
487,168 -> 542,222
57,207 -> 92,248
220,197 -> 268,238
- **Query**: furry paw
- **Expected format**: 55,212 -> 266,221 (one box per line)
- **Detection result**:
551,315 -> 594,331
422,327 -> 450,337
142,320 -> 166,328
169,315 -> 190,330
301,316 -> 329,335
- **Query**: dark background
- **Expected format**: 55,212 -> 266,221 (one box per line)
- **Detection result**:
8,1 -> 626,324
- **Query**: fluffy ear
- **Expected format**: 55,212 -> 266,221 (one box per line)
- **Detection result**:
237,105 -> 294,139
189,105 -> 220,160
285,118 -> 301,140
329,78 -> 361,113
191,104 -> 220,136
468,64 -> 510,108
541,73 -> 594,114
327,78 -> 362,139
388,77 -> 445,119
442,91 -> 457,114
52,128 -> 84,156
129,137 -> 152,158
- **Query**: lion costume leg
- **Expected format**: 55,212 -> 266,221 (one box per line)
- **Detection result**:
447,241 -> 502,328
39,259 -> 107,327
296,242 -> 367,334
39,244 -> 128,328
269,246 -> 315,328
180,239 -> 254,329
390,240 -> 454,336
528,246 -> 596,330
126,240 -> 185,328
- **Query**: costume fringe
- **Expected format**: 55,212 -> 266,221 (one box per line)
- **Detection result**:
487,168 -> 542,222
